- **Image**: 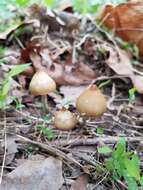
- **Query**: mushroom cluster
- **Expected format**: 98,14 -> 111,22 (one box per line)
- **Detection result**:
29,72 -> 107,130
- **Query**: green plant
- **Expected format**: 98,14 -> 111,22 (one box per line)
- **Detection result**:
128,87 -> 137,103
15,0 -> 58,8
96,127 -> 104,135
72,0 -> 127,15
98,80 -> 111,89
37,124 -> 55,140
98,138 -> 143,190
13,97 -> 25,110
0,63 -> 30,109
117,38 -> 140,59
36,114 -> 55,140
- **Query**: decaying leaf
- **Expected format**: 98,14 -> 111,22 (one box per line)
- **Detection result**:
103,43 -> 143,94
101,2 -> 143,56
105,44 -> 134,76
28,48 -> 96,85
1,157 -> 64,190
59,85 -> 88,106
70,174 -> 88,190
1,137 -> 18,165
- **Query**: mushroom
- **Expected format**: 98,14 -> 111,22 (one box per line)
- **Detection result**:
76,85 -> 107,117
54,108 -> 77,130
29,70 -> 56,112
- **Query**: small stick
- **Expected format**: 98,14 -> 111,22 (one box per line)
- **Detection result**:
0,111 -> 7,184
51,136 -> 143,147
16,135 -> 83,169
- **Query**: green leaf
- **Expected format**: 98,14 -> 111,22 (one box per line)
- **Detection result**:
113,138 -> 126,159
124,173 -> 138,190
140,176 -> 143,186
96,127 -> 104,135
36,125 -> 55,140
124,155 -> 140,181
0,79 -> 11,109
114,159 -> 125,177
43,114 -> 52,124
98,146 -> 112,155
106,158 -> 114,171
0,46 -> 6,57
8,63 -> 30,77
1,80 -> 11,98
72,0 -> 127,14
128,88 -> 137,103
44,0 -> 58,8
15,0 -> 29,7
72,0 -> 90,15
98,80 -> 111,89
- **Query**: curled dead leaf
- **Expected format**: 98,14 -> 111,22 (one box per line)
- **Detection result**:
101,2 -> 143,56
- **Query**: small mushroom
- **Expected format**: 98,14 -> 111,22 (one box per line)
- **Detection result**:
54,108 -> 77,130
29,70 -> 56,112
76,85 -> 107,117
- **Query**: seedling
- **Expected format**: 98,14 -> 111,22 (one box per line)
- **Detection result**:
98,138 -> 143,190
0,63 -> 30,109
36,124 -> 55,140
36,114 -> 55,140
128,87 -> 137,103
13,97 -> 25,110
98,80 -> 111,89
96,127 -> 104,135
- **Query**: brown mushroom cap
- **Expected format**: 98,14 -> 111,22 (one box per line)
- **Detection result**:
54,109 -> 77,130
76,85 -> 107,117
29,70 -> 56,95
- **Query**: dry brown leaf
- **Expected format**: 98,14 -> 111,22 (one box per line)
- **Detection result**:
105,44 -> 134,76
1,157 -> 63,190
104,44 -> 143,94
101,2 -> 143,56
70,174 -> 88,190
1,137 -> 18,165
30,49 -> 95,85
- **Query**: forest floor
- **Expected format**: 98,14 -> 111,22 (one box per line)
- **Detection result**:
0,3 -> 143,190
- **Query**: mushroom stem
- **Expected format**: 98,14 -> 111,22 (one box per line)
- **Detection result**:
42,95 -> 49,113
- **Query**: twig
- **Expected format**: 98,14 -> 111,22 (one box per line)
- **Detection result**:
51,136 -> 143,147
16,135 -> 83,169
0,111 -> 7,184
91,172 -> 109,190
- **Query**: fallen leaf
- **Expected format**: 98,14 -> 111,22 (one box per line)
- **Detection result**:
30,48 -> 95,85
105,44 -> 134,76
101,2 -> 143,56
1,157 -> 64,190
70,174 -> 88,190
59,85 -> 88,106
104,44 -> 143,94
1,137 -> 18,165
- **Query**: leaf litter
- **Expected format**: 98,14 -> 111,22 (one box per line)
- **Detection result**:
0,1 -> 143,190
